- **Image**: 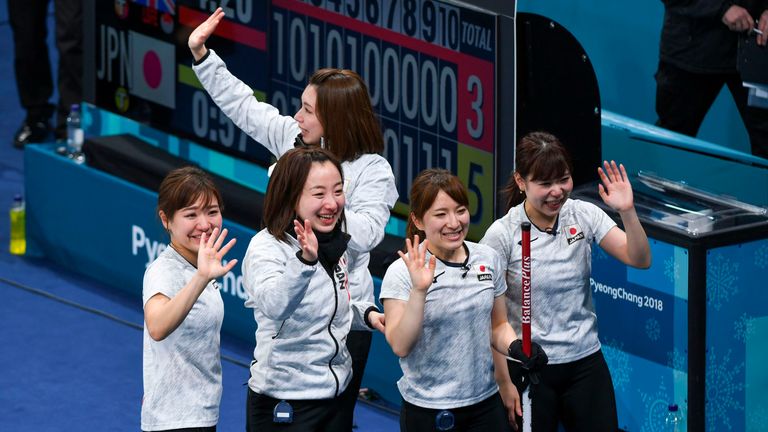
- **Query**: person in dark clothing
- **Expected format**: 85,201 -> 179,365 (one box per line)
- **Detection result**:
8,0 -> 82,148
656,0 -> 768,159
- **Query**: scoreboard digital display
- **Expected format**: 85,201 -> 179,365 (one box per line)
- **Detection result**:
89,0 -> 501,235
93,0 -> 272,163
270,0 -> 496,232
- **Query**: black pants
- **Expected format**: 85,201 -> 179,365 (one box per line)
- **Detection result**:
8,0 -> 82,135
246,388 -> 347,432
330,330 -> 373,430
514,350 -> 617,432
655,59 -> 768,159
400,392 -> 511,432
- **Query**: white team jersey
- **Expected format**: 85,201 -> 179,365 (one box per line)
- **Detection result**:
142,247 -> 223,430
380,241 -> 507,409
480,199 -> 616,364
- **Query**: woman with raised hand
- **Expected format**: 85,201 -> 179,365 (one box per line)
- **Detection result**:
380,169 -> 546,431
188,10 -> 398,427
481,131 -> 651,432
142,166 -> 238,432
241,147 -> 385,432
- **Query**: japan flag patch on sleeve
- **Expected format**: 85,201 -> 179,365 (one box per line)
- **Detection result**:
477,264 -> 493,281
564,224 -> 585,245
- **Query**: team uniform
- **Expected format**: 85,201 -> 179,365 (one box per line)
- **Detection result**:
241,227 -> 377,431
194,51 -> 398,427
480,198 -> 618,431
380,241 -> 511,431
141,247 -> 223,432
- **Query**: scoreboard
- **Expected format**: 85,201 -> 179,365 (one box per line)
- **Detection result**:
87,0 -> 509,236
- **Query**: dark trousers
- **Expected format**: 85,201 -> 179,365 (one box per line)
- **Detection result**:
400,392 -> 511,432
8,0 -> 82,135
655,59 -> 768,159
329,330 -> 373,430
246,387 -> 347,432
516,350 -> 617,432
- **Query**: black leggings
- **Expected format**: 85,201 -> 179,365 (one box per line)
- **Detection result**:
400,392 -> 511,432
520,350 -> 618,432
331,330 -> 372,429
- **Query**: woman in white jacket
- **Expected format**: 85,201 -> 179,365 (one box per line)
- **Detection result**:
188,11 -> 398,429
241,147 -> 384,432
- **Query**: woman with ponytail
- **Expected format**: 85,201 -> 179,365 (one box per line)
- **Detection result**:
481,131 -> 651,431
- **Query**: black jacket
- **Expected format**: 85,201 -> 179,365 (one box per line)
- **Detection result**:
660,0 -> 768,73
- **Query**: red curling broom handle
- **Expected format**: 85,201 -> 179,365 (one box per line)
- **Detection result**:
521,222 -> 532,357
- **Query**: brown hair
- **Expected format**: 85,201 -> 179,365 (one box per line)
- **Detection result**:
503,131 -> 573,211
157,166 -> 223,223
406,169 -> 470,240
263,147 -> 345,242
309,68 -> 384,161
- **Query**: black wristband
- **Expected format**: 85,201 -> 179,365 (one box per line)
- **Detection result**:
193,49 -> 211,66
363,306 -> 380,329
295,250 -> 318,266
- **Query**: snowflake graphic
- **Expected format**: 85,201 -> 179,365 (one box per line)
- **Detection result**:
756,244 -> 768,269
706,253 -> 740,311
734,313 -> 755,344
602,340 -> 632,392
667,347 -> 687,372
639,377 -> 673,432
706,349 -> 745,431
747,406 -> 768,432
664,255 -> 680,285
645,318 -> 661,341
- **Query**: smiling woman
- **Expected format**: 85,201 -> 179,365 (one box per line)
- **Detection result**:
240,147 -> 385,432
189,10 -> 399,426
142,166 -> 238,432
379,169 -> 545,431
480,131 -> 651,431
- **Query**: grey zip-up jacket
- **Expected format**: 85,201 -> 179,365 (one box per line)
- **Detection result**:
242,229 -> 373,399
193,50 -> 399,310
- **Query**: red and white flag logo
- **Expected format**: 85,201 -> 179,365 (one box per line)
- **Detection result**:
129,31 -> 175,108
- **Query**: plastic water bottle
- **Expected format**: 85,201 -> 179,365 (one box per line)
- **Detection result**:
9,194 -> 26,255
665,403 -> 685,431
66,103 -> 85,163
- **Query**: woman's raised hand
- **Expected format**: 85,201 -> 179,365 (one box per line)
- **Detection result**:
188,7 -> 225,61
397,235 -> 436,293
597,160 -> 635,213
196,227 -> 238,281
294,219 -> 319,263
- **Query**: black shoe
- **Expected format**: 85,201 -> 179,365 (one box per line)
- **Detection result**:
13,120 -> 50,149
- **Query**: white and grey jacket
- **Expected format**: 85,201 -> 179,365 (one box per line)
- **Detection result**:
242,229 -> 374,399
193,50 -> 399,310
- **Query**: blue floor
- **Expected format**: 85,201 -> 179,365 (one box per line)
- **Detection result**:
0,3 -> 399,430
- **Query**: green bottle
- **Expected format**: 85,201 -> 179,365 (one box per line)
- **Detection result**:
9,194 -> 26,255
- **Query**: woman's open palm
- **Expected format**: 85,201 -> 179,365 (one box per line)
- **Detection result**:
398,235 -> 436,293
188,7 -> 225,60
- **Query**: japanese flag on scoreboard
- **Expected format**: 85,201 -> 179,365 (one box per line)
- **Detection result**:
133,0 -> 175,15
129,31 -> 175,109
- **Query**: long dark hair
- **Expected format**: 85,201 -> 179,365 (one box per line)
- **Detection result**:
405,169 -> 469,240
503,131 -> 573,211
263,147 -> 345,242
309,68 -> 384,161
